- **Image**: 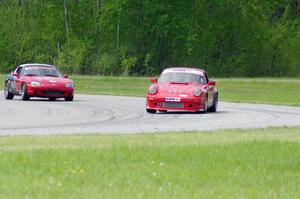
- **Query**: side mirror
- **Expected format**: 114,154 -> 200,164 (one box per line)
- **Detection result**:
208,81 -> 216,86
12,72 -> 19,78
64,74 -> 69,78
150,77 -> 157,84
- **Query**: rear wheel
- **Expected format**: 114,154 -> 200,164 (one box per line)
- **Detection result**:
4,82 -> 14,100
65,96 -> 74,101
146,108 -> 156,114
21,83 -> 30,101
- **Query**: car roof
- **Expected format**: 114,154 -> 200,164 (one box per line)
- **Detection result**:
19,63 -> 55,68
162,67 -> 206,75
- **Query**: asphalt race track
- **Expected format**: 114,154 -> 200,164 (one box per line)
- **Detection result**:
1,93 -> 300,136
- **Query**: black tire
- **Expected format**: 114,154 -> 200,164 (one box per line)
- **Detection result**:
208,93 -> 218,112
146,108 -> 156,114
200,95 -> 208,114
49,97 -> 56,101
4,81 -> 14,100
21,83 -> 30,101
65,96 -> 74,101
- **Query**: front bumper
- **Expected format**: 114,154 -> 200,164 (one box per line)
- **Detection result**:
27,85 -> 74,98
146,96 -> 205,112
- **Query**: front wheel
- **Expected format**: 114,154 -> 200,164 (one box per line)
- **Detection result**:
4,82 -> 14,100
200,95 -> 208,114
208,93 -> 218,112
146,108 -> 156,114
65,96 -> 74,101
21,83 -> 30,101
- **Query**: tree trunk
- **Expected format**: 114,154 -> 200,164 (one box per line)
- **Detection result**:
95,0 -> 101,35
290,0 -> 299,19
117,19 -> 120,50
64,0 -> 69,38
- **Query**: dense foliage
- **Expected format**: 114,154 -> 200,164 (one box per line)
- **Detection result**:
0,0 -> 299,77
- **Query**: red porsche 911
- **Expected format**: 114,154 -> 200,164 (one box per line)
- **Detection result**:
146,67 -> 218,113
4,63 -> 74,101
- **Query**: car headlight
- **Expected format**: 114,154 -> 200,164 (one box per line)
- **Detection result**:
193,88 -> 202,96
65,83 -> 74,88
148,85 -> 157,95
31,81 -> 41,86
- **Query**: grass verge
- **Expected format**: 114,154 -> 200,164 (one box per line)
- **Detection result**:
1,127 -> 300,198
1,74 -> 299,106
217,78 -> 300,106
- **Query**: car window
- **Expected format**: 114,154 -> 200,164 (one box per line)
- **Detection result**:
21,67 -> 27,76
16,67 -> 23,75
202,75 -> 208,84
23,66 -> 62,77
158,72 -> 205,84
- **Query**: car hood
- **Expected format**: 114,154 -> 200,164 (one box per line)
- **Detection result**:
26,76 -> 73,85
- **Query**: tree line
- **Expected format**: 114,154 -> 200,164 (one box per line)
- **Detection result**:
0,0 -> 299,77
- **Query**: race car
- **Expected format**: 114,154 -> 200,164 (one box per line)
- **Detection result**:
4,63 -> 74,101
146,67 -> 218,113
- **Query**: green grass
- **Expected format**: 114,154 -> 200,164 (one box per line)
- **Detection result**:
217,78 -> 300,106
0,127 -> 300,198
1,74 -> 299,106
0,74 -> 4,86
72,75 -> 150,97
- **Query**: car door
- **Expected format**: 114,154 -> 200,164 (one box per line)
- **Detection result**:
14,66 -> 23,92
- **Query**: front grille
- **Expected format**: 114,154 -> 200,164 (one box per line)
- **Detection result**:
42,91 -> 64,95
162,102 -> 184,109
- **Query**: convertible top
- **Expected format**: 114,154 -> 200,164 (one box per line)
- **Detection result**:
19,63 -> 55,68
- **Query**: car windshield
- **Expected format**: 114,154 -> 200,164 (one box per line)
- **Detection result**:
158,72 -> 205,84
23,66 -> 62,77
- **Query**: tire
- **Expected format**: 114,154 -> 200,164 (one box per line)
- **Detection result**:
21,83 -> 30,101
4,82 -> 14,100
200,95 -> 208,114
208,93 -> 218,112
49,97 -> 56,101
146,108 -> 156,114
65,96 -> 74,101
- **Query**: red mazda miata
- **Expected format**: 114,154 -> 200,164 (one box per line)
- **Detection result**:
146,67 -> 218,113
4,63 -> 74,101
